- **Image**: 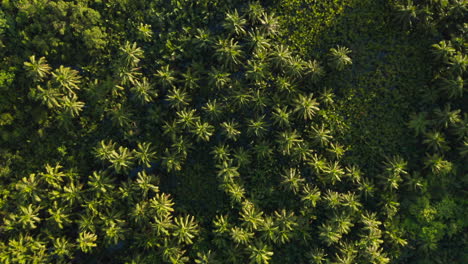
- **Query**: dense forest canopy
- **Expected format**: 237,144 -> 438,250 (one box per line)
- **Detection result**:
0,0 -> 466,263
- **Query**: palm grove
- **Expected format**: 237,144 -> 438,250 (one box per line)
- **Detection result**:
0,0 -> 466,263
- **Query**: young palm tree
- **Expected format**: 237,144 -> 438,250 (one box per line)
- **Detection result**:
208,67 -> 231,90
293,93 -> 320,120
203,99 -> 224,121
108,146 -> 134,174
230,226 -> 254,245
271,45 -> 292,70
24,55 -> 51,82
310,124 -> 332,146
134,142 -> 157,168
60,95 -> 85,117
240,201 -> 264,231
181,68 -> 200,90
301,184 -> 321,208
328,46 -> 352,71
246,30 -> 271,52
223,9 -> 247,36
423,153 -> 453,175
247,115 -> 269,138
448,52 -> 467,75
176,108 -> 199,129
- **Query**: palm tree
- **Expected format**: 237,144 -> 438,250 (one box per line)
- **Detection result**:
246,30 -> 271,52
310,124 -> 332,146
272,106 -> 291,128
286,56 -> 305,78
60,95 -> 85,117
318,223 -> 342,246
245,1 -> 265,23
108,146 -> 134,173
448,52 -> 467,75
280,168 -> 304,194
247,242 -> 274,264
24,55 -> 51,82
424,153 -> 453,175
319,87 -> 335,106
246,59 -> 268,83
203,99 -> 224,121
407,112 -> 430,136
223,9 -> 247,36
181,68 -> 200,90
276,130 -> 303,155
259,11 -> 280,36
247,115 -> 268,138
208,67 -> 231,89
134,142 -> 157,168
328,46 -> 352,71
432,40 -> 455,62
119,41 -> 144,67
305,59 -> 325,83
440,76 -> 464,99
324,161 -> 345,185
166,88 -> 191,109
294,93 -> 320,120
394,1 -> 419,29
423,131 -> 449,152
459,139 -> 468,157
191,121 -> 215,142
240,201 -> 264,231
131,77 -> 157,104
176,108 -> 199,129
301,184 -> 321,207
150,193 -> 175,218
88,171 -> 114,194
155,65 -> 176,88
271,45 -> 292,70
230,226 -> 254,245
35,85 -> 63,109
221,120 -> 241,141
52,65 -> 81,95
214,37 -> 243,69
194,28 -> 213,50
77,232 -> 97,253
434,104 -> 461,128
173,215 -> 199,245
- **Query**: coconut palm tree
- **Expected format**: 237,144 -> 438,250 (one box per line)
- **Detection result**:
328,46 -> 352,71
247,115 -> 268,138
108,146 -> 134,174
247,242 -> 273,264
131,77 -> 157,104
305,59 -> 325,83
60,95 -> 85,117
272,106 -> 291,128
259,11 -> 280,36
434,104 -> 461,128
280,168 -> 304,194
173,215 -> 199,245
214,37 -> 244,69
448,52 -> 467,74
191,121 -> 215,142
407,112 -> 430,136
293,93 -> 320,120
310,124 -> 332,146
223,9 -> 247,36
52,65 -> 82,95
35,85 -> 63,109
155,65 -> 176,88
221,120 -> 241,141
423,131 -> 449,152
176,108 -> 199,129
119,41 -> 144,67
440,76 -> 464,99
134,142 -> 157,168
394,0 -> 419,29
24,55 -> 51,82
276,130 -> 303,156
432,40 -> 456,62
246,30 -> 271,52
166,88 -> 191,109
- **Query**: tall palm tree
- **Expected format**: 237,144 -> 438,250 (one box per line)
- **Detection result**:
35,85 -> 63,109
24,55 -> 51,82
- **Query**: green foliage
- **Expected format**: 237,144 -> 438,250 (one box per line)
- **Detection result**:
0,0 -> 466,263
